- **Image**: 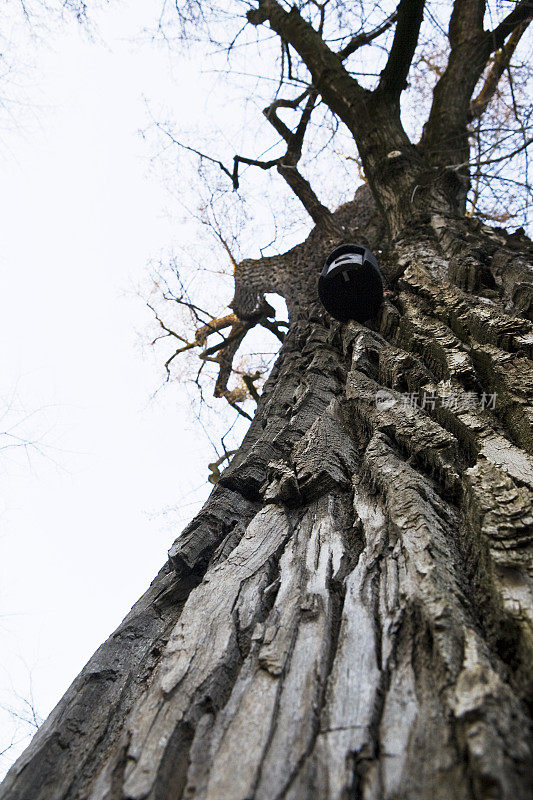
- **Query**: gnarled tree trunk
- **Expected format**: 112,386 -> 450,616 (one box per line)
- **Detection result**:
1,183 -> 532,800
2,1 -> 533,795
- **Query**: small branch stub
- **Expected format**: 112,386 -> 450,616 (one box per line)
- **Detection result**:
318,243 -> 383,322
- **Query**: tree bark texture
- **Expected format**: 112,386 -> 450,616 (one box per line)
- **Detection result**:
1,184 -> 532,800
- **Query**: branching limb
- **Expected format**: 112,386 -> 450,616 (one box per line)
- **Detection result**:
231,249 -> 290,319
150,291 -> 277,418
419,0 -> 493,170
261,90 -> 336,227
247,0 -> 367,128
246,0 -> 432,233
157,84 -> 332,226
420,0 -> 532,174
212,297 -> 274,401
264,93 -> 309,144
276,162 -> 334,227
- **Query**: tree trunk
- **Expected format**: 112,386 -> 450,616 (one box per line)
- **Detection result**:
1,188 -> 532,800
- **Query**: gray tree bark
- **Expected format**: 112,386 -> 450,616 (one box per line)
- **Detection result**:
1,183 -> 532,800
2,1 -> 533,795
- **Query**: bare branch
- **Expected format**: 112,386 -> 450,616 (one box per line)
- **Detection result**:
378,0 -> 426,96
488,0 -> 533,54
147,302 -> 190,345
207,449 -> 238,484
154,120 -> 278,191
261,89 -> 335,226
260,318 -> 287,343
470,20 -> 529,121
232,154 -> 280,188
421,0 -> 532,175
195,313 -> 238,345
155,121 -> 235,182
338,10 -> 398,61
447,136 -> 533,170
246,0 -> 367,125
263,89 -> 310,143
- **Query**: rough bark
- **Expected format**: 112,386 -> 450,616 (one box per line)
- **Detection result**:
1,183 -> 532,800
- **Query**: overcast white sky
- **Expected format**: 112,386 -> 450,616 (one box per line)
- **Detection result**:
0,4 -> 224,774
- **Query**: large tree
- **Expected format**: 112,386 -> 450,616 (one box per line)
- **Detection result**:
1,1 -> 533,799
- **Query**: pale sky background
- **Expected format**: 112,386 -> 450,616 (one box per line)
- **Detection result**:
0,3 -> 227,774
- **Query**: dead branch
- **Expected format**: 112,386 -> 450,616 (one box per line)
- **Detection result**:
207,449 -> 238,484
